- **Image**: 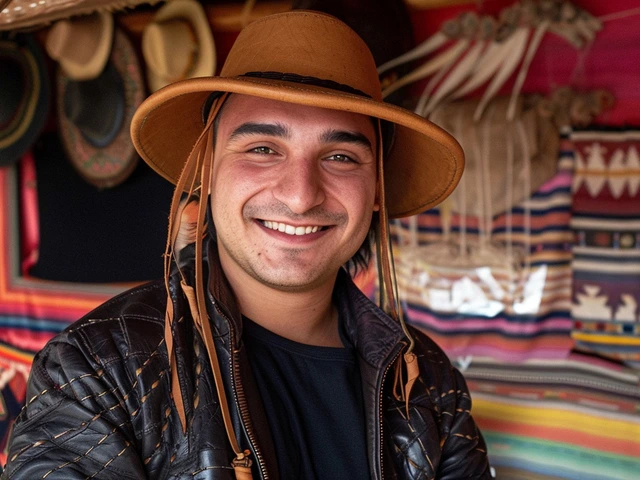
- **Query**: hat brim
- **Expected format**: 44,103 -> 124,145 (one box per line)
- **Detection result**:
0,34 -> 50,166
131,75 -> 464,218
59,28 -> 144,188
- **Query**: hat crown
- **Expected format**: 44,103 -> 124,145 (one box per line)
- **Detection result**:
143,20 -> 197,80
220,11 -> 381,101
45,12 -> 113,81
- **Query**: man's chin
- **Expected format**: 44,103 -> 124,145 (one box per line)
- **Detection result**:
249,268 -> 338,293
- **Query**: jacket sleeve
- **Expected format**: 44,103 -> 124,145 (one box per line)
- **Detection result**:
2,335 -> 146,479
436,368 -> 493,479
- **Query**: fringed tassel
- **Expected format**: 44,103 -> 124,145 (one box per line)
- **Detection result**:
375,120 -> 420,420
162,93 -> 253,476
162,112 -> 208,433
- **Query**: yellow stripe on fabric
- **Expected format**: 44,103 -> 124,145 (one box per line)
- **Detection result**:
0,344 -> 36,364
572,332 -> 640,346
473,397 -> 640,444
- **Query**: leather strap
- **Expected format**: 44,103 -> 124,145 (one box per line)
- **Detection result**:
375,119 -> 419,418
164,93 -> 254,477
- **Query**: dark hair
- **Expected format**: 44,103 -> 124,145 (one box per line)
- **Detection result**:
344,215 -> 377,276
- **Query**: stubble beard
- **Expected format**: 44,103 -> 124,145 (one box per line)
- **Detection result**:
219,202 -> 353,292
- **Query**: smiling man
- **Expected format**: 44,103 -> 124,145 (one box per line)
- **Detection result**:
212,95 -> 379,348
3,10 -> 492,480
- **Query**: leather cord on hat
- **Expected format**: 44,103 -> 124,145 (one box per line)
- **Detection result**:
374,119 -> 419,419
163,92 -> 253,478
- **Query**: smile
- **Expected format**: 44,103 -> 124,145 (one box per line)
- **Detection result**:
261,220 -> 325,236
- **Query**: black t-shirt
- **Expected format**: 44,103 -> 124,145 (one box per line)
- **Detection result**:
243,317 -> 371,480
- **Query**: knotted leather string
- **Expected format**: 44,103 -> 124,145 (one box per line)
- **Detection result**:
374,120 -> 419,419
163,93 -> 253,478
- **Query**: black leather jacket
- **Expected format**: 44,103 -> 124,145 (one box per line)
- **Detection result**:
3,241 -> 491,479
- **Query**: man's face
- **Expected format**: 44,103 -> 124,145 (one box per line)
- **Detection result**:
210,94 -> 379,292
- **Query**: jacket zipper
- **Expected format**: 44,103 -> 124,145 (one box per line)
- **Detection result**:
214,304 -> 269,480
378,344 -> 405,480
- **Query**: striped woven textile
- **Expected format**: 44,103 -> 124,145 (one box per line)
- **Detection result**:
569,129 -> 640,367
389,134 -> 575,362
464,354 -> 640,480
0,161 -> 131,464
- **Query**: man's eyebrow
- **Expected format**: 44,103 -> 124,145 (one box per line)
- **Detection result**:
228,122 -> 290,140
320,129 -> 373,152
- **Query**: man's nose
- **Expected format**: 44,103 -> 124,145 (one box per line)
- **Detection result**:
272,158 -> 325,214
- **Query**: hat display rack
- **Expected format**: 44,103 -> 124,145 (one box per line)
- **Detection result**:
0,0 -> 294,187
0,0 -> 418,190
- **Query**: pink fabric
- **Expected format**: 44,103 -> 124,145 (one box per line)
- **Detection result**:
409,0 -> 640,125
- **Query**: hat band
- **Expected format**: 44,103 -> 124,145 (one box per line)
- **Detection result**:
247,71 -> 397,155
201,71 -> 371,124
242,71 -> 371,98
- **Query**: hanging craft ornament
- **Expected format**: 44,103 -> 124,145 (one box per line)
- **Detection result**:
381,0 -> 603,120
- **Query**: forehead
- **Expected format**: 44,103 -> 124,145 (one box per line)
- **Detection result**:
215,94 -> 377,138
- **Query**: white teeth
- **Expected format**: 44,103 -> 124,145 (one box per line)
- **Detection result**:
262,221 -> 322,236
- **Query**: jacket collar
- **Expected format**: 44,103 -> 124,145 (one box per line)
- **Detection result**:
333,268 -> 406,368
205,237 -> 244,348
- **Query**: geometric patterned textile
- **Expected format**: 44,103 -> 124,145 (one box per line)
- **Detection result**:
390,134 -> 575,363
570,129 -> 640,367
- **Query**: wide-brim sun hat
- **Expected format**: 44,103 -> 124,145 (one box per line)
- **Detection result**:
142,0 -> 216,93
57,27 -> 145,188
131,10 -> 464,218
45,11 -> 114,81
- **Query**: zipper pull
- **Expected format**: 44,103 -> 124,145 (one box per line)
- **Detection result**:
403,352 -> 419,419
232,450 -> 253,479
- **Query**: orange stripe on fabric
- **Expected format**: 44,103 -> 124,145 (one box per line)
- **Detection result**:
473,397 -> 640,445
476,416 -> 640,457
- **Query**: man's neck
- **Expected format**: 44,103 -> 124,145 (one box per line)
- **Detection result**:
221,265 -> 342,348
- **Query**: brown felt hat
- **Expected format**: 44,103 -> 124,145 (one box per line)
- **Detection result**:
131,10 -> 464,218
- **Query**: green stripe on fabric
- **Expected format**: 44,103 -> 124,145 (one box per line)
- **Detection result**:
484,432 -> 640,480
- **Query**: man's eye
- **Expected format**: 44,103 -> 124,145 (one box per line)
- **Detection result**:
250,146 -> 276,155
327,154 -> 355,163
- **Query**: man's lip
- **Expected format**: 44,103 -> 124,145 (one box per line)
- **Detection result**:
256,219 -> 331,237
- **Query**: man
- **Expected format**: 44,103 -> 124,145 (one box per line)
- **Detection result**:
3,11 -> 491,479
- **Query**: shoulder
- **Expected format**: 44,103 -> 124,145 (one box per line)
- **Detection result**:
411,326 -> 454,369
22,280 -> 171,416
410,325 -> 464,391
48,280 -> 168,365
